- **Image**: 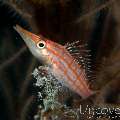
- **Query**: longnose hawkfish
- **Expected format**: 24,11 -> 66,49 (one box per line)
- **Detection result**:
14,25 -> 95,99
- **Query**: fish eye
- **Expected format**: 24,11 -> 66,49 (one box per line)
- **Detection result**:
37,41 -> 46,49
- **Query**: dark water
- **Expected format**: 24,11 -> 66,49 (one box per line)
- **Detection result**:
0,0 -> 120,120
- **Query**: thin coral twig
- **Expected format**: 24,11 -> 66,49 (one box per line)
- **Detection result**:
0,46 -> 27,71
20,57 -> 37,100
75,0 -> 116,23
20,96 -> 34,120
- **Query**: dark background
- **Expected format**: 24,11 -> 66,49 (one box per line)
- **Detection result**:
0,0 -> 120,120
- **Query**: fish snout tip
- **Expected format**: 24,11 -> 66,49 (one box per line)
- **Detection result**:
13,24 -> 22,32
13,25 -> 27,42
13,25 -> 17,31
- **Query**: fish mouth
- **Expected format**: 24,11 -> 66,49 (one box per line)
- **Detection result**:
13,25 -> 32,40
14,25 -> 40,44
13,25 -> 36,52
13,25 -> 23,33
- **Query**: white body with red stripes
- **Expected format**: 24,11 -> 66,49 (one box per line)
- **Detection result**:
14,25 -> 93,99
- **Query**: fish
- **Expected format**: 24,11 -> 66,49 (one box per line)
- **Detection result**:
14,25 -> 94,99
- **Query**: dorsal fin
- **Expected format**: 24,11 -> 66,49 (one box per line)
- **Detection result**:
65,40 -> 94,81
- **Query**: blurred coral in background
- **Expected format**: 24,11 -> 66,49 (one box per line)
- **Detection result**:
0,0 -> 120,120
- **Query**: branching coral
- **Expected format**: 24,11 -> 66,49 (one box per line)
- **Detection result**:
0,0 -> 120,120
32,66 -> 79,120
